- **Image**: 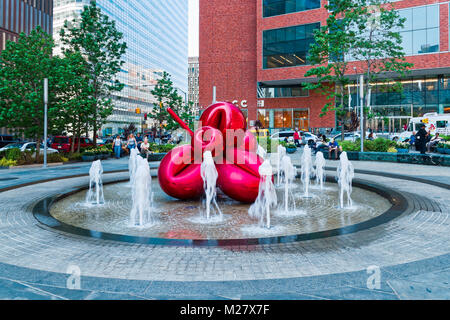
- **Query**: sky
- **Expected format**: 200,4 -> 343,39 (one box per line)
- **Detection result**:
188,0 -> 199,57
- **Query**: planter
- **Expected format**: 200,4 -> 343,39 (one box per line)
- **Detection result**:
286,147 -> 297,154
437,148 -> 446,154
81,155 -> 95,162
445,149 -> 450,155
397,148 -> 409,153
147,153 -> 167,161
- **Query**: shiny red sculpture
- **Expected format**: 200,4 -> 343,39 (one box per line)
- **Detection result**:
158,102 -> 263,203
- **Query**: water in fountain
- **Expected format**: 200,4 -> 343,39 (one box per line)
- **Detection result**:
130,156 -> 154,227
315,151 -> 326,190
300,145 -> 314,197
248,159 -> 277,229
337,152 -> 355,208
200,151 -> 222,220
128,148 -> 139,187
257,144 -> 267,160
276,144 -> 287,186
85,160 -> 104,205
278,155 -> 300,215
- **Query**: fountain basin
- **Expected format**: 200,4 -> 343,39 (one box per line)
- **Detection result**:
32,176 -> 407,246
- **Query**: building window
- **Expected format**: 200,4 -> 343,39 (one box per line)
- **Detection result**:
263,22 -> 319,69
258,83 -> 309,98
263,0 -> 321,18
397,4 -> 439,55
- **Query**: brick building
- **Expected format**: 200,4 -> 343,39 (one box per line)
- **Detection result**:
199,0 -> 450,133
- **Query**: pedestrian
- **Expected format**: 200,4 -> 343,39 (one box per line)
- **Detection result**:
415,124 -> 427,154
328,138 -> 340,160
126,133 -> 137,154
140,136 -> 151,159
293,128 -> 300,147
113,135 -> 122,159
426,133 -> 442,153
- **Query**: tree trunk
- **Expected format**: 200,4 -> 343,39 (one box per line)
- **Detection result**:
35,137 -> 41,163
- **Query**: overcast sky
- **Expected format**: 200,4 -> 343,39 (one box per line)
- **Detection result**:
188,0 -> 199,57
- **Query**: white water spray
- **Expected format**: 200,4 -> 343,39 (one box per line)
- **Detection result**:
337,152 -> 354,208
128,148 -> 139,187
301,145 -> 313,197
85,160 -> 104,205
249,159 -> 277,229
276,144 -> 286,186
315,151 -> 326,190
200,151 -> 222,220
130,156 -> 154,227
279,155 -> 297,214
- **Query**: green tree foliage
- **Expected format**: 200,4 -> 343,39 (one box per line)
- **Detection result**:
0,27 -> 66,161
304,0 -> 362,120
304,0 -> 413,139
149,72 -> 192,135
59,0 -> 127,146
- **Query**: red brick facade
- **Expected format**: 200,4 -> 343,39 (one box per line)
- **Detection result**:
199,0 -> 450,129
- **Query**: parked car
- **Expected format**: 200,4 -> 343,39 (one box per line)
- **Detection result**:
0,135 -> 21,148
270,131 -> 295,142
270,131 -> 319,144
0,142 -> 58,154
333,132 -> 361,141
51,136 -> 94,153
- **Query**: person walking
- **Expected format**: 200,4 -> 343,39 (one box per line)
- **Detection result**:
113,135 -> 122,159
415,124 -> 427,154
293,129 -> 300,147
126,134 -> 137,154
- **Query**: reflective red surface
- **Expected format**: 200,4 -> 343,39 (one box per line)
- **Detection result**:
158,102 -> 263,203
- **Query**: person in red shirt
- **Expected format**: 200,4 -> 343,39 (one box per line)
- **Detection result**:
293,129 -> 300,147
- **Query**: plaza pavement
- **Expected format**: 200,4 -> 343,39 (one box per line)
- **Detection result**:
0,151 -> 449,300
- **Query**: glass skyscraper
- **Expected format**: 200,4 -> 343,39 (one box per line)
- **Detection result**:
53,0 -> 188,135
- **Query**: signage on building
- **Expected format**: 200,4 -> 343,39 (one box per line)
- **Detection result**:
232,100 -> 248,108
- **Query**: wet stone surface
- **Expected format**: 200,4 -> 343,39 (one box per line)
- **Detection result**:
50,180 -> 391,240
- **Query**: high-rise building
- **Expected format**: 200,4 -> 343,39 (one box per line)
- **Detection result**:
200,0 -> 450,133
0,0 -> 53,52
188,56 -> 199,111
53,0 -> 188,136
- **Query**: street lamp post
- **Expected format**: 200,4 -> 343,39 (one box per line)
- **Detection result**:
43,78 -> 48,169
359,74 -> 364,153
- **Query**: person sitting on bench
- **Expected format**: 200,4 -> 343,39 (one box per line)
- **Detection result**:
328,138 -> 340,160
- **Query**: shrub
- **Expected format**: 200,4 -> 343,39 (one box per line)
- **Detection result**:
5,148 -> 21,161
0,157 -> 17,167
396,142 -> 410,149
387,147 -> 398,153
438,141 -> 450,149
340,140 -> 360,152
257,137 -> 280,153
364,138 -> 397,152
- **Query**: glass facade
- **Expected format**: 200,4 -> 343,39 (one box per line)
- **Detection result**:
258,83 -> 309,98
347,76 -> 450,118
263,0 -> 321,18
53,0 -> 188,135
397,4 -> 439,55
263,22 -> 319,69
0,0 -> 52,51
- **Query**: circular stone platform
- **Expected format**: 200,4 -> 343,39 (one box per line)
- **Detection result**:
46,179 -> 391,242
0,162 -> 449,299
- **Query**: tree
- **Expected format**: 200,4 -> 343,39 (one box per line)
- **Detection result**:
0,27 -> 67,161
60,0 -> 127,146
304,0 -> 413,140
304,0 -> 363,140
148,72 -> 191,141
351,0 -> 413,140
56,51 -> 96,154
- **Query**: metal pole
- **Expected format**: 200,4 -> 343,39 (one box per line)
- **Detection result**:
43,78 -> 48,169
359,75 -> 364,152
212,86 -> 216,104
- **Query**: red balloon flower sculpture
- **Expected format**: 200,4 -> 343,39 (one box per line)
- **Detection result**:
158,102 -> 263,203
